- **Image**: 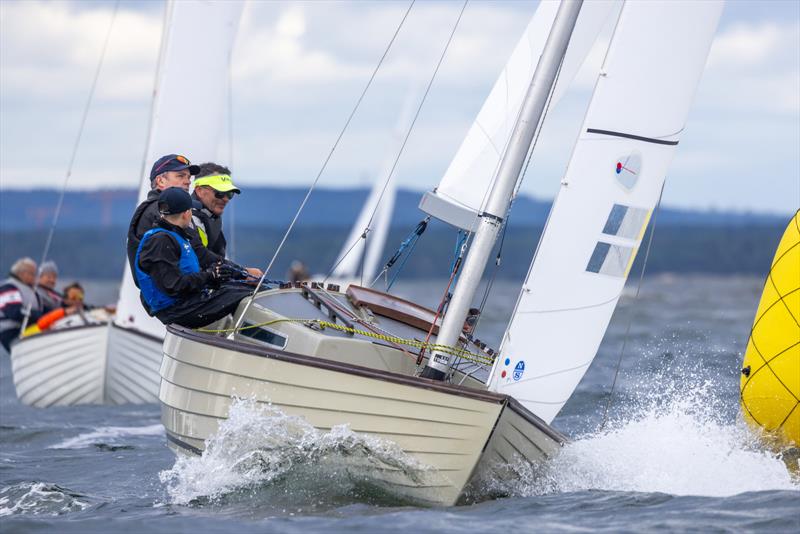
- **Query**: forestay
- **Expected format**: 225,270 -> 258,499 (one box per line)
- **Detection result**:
114,0 -> 243,338
419,0 -> 616,230
488,1 -> 723,423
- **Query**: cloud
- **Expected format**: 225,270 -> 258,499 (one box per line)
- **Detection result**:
701,21 -> 800,114
0,1 -> 160,102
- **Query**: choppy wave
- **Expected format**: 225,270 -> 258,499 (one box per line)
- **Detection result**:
495,362 -> 799,498
159,398 -> 434,506
0,482 -> 90,517
50,424 -> 164,449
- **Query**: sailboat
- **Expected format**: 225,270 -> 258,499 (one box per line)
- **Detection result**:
158,0 -> 723,505
324,86 -> 424,288
9,0 -> 243,407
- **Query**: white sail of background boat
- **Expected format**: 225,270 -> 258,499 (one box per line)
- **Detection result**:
158,0 -> 722,506
10,0 -> 243,407
329,88 -> 420,286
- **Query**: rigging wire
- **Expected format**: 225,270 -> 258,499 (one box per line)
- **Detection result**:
20,0 -> 120,334
327,0 -> 469,282
599,182 -> 666,431
233,0 -> 416,334
226,37 -> 237,261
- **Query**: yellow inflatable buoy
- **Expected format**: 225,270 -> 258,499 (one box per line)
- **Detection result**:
741,210 -> 800,447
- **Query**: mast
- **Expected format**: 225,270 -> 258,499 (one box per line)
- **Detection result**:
421,0 -> 584,380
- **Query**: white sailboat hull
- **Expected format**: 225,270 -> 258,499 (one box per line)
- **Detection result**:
159,326 -> 565,506
10,323 -> 162,407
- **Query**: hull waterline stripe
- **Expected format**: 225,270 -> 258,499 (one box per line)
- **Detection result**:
586,128 -> 679,146
166,432 -> 203,455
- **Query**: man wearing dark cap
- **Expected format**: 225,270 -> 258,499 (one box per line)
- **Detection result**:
127,154 -> 203,273
134,188 -> 252,328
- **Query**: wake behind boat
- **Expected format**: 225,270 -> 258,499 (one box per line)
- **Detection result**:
158,0 -> 723,506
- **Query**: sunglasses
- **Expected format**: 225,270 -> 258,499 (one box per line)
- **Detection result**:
153,155 -> 190,175
214,190 -> 235,200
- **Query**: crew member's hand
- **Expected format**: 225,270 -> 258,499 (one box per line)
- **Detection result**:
245,267 -> 263,278
206,261 -> 234,283
64,306 -> 79,316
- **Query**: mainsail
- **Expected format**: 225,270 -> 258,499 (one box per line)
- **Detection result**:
419,0 -> 615,230
488,1 -> 723,423
114,0 -> 243,338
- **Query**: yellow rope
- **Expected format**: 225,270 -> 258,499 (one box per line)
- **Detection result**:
196,318 -> 495,366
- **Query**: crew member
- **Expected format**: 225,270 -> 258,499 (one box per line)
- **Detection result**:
36,260 -> 63,310
127,154 -> 205,274
0,258 -> 44,350
191,163 -> 262,278
191,163 -> 238,257
126,154 -> 261,283
135,188 -> 252,328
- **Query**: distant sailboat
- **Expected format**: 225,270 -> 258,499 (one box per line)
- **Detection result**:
158,0 -> 722,506
10,0 -> 243,407
328,88 -> 420,287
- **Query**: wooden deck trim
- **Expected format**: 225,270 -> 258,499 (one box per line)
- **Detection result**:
346,285 -> 442,334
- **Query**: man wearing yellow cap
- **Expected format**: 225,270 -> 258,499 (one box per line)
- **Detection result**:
191,163 -> 239,258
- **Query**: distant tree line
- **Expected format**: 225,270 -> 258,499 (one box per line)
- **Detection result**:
0,223 -> 783,282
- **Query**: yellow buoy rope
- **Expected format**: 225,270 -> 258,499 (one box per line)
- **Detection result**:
197,318 -> 495,367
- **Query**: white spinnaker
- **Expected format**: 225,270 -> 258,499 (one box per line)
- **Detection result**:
114,0 -> 243,338
419,0 -> 616,228
488,1 -> 723,424
332,90 -> 420,283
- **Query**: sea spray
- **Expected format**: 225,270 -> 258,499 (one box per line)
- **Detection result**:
159,398 -> 435,506
494,357 -> 799,498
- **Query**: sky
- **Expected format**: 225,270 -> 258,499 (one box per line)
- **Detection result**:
0,0 -> 798,214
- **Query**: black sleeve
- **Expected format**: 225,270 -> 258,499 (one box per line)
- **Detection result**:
135,202 -> 161,238
138,234 -> 212,298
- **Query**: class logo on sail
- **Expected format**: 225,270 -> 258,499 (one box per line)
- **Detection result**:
614,151 -> 642,191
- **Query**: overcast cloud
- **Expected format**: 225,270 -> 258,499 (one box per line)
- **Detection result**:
0,0 -> 798,214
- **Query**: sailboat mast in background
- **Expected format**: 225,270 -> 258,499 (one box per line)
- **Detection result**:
421,0 -> 585,380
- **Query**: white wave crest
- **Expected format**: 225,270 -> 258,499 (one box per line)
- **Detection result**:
499,371 -> 799,498
159,398 -> 433,505
50,424 -> 164,449
0,482 -> 90,517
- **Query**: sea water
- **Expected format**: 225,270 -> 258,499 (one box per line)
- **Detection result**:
1,276 -> 798,532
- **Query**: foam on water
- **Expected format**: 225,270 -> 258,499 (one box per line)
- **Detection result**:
503,362 -> 799,498
0,482 -> 90,516
50,424 -> 164,449
159,398 -> 432,506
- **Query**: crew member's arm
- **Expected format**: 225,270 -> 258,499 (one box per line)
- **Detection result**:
138,234 -> 212,298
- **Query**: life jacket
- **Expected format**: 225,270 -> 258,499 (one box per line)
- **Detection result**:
134,228 -> 200,313
191,200 -> 227,257
0,276 -> 43,337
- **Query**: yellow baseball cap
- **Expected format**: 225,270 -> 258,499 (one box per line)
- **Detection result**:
193,174 -> 241,194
